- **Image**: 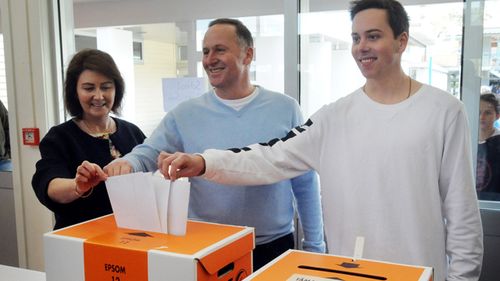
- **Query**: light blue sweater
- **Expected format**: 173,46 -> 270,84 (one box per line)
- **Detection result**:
124,87 -> 325,251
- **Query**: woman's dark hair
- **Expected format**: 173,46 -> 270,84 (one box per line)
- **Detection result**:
208,18 -> 254,48
481,93 -> 500,114
64,48 -> 125,118
349,0 -> 409,38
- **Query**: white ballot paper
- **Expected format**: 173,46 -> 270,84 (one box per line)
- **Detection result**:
105,172 -> 190,235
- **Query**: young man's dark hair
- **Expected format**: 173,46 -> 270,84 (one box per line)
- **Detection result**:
349,0 -> 409,38
208,18 -> 254,48
480,93 -> 500,114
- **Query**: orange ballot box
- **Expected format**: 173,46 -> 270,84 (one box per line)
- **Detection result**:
44,215 -> 254,281
246,250 -> 433,281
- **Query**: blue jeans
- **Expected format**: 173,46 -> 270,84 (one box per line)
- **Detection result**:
0,159 -> 12,171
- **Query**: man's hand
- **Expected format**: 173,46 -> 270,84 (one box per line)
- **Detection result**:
104,159 -> 133,176
157,151 -> 206,180
75,160 -> 108,192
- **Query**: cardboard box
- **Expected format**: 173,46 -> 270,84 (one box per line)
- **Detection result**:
44,215 -> 254,281
246,250 -> 433,281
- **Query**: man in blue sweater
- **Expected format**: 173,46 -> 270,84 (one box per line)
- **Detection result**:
98,18 -> 325,269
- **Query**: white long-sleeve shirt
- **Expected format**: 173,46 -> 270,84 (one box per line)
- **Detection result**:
202,85 -> 483,281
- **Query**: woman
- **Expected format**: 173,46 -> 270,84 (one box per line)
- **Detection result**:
476,93 -> 500,199
32,49 -> 146,229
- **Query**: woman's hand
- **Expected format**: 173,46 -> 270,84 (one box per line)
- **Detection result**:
75,160 -> 108,194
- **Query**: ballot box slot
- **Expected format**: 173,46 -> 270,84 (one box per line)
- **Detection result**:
298,265 -> 387,280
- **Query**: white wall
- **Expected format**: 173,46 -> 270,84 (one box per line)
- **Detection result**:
254,36 -> 284,93
0,35 -> 7,107
97,28 -> 136,122
72,0 -> 459,29
330,49 -> 365,102
134,39 -> 177,136
73,0 -> 284,28
0,0 -> 60,270
300,42 -> 364,118
301,41 -> 332,118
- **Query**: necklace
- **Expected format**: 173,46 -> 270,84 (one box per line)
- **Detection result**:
407,76 -> 412,99
79,117 -> 122,159
81,117 -> 113,137
363,75 -> 412,100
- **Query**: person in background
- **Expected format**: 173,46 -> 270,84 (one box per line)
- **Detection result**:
32,49 -> 146,229
0,100 -> 11,171
78,18 -> 325,270
476,93 -> 500,200
153,1 -> 484,280
491,84 -> 499,95
478,93 -> 500,142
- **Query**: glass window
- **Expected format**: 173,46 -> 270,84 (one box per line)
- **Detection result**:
0,35 -> 8,108
70,5 -> 284,136
0,34 -> 12,172
476,0 -> 500,201
298,2 -> 464,118
195,16 -> 284,90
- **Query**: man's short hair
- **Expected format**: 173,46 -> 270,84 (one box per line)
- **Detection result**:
349,0 -> 409,38
481,93 -> 500,114
208,18 -> 254,48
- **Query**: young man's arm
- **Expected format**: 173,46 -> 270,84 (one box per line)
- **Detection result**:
163,107 -> 330,183
440,106 -> 483,280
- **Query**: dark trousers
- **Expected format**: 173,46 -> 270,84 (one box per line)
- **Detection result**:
253,233 -> 295,271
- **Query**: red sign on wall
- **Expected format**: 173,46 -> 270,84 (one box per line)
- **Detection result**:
22,128 -> 40,145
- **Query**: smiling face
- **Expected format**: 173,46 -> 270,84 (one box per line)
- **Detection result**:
202,24 -> 253,93
351,8 -> 407,80
76,70 -> 115,121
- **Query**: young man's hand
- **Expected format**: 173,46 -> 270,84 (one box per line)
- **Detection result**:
157,151 -> 206,180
